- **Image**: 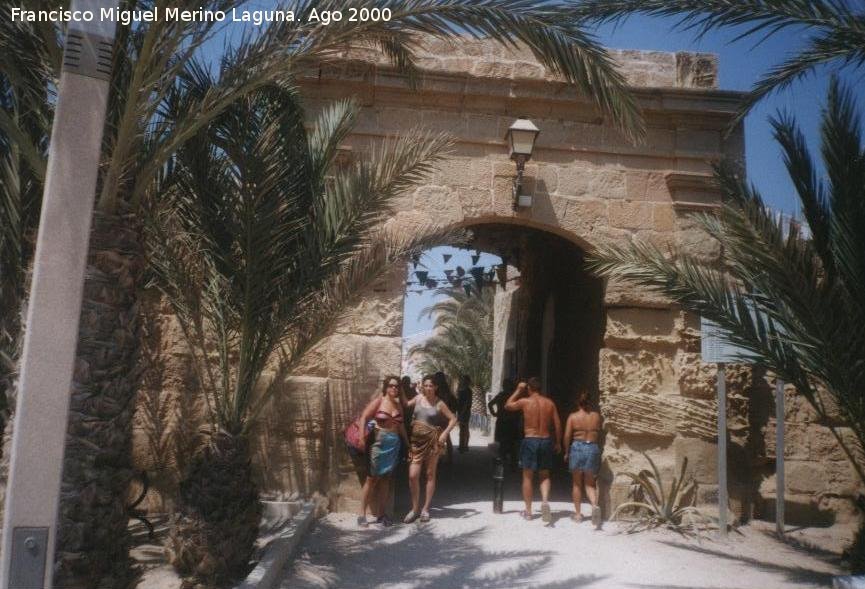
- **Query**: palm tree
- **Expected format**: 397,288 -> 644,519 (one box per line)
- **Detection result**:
410,284 -> 495,397
576,0 -> 865,125
2,2 -> 646,584
0,11 -> 53,447
587,79 -> 865,570
147,76 -> 455,586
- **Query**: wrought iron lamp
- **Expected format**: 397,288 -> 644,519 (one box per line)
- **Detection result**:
505,118 -> 540,210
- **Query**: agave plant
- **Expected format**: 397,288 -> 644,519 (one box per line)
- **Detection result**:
410,283 -> 494,393
612,453 -> 710,536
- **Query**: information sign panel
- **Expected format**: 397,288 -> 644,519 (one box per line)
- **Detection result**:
700,317 -> 753,363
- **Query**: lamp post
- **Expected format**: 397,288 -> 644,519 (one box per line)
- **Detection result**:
0,1 -> 117,586
505,118 -> 540,210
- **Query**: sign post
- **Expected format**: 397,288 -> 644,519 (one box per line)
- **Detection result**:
716,362 -> 728,538
776,378 -> 785,536
700,317 -> 747,540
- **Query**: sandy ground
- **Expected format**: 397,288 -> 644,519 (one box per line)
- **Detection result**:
279,431 -> 845,589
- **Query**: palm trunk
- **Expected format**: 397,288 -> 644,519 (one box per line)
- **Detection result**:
55,211 -> 144,588
167,430 -> 262,589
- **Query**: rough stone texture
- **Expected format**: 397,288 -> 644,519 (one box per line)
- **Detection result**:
383,37 -> 719,90
128,35 -> 861,536
757,381 -> 865,527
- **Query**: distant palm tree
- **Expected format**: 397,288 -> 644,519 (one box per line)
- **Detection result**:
587,79 -> 865,570
2,1 -> 646,584
149,77 -> 457,586
577,0 -> 865,124
410,284 -> 495,396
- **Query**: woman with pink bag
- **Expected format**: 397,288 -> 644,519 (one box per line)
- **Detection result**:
354,375 -> 408,527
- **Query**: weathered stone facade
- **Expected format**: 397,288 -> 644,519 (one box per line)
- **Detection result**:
131,36 -> 863,535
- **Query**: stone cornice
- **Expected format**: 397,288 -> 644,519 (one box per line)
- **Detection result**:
665,172 -> 723,211
297,61 -> 747,122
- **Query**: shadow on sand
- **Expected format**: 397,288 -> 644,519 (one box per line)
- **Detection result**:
284,521 -> 606,589
655,540 -> 836,587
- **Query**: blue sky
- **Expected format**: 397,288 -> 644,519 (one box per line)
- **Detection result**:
401,14 -> 864,337
202,7 -> 862,336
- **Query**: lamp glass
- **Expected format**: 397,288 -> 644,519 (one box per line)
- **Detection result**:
506,118 -> 540,160
510,129 -> 537,157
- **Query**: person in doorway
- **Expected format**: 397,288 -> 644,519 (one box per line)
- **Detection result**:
403,374 -> 458,523
399,375 -> 416,461
456,375 -> 473,452
434,371 -> 457,464
505,377 -> 561,523
488,378 -> 521,469
357,376 -> 408,527
564,390 -> 603,528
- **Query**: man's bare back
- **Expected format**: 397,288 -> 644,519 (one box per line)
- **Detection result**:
505,381 -> 561,447
504,379 -> 562,521
519,393 -> 557,438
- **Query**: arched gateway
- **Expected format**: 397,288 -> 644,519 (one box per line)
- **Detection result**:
277,36 -> 749,515
135,37 -> 857,530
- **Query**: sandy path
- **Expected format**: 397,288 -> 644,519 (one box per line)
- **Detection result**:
279,432 -> 843,589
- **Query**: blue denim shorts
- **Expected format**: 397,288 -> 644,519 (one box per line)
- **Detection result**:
520,437 -> 554,471
568,440 -> 601,474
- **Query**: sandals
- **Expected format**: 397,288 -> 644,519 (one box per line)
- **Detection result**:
519,510 -> 533,521
419,511 -> 430,523
541,502 -> 551,524
357,515 -> 369,527
403,511 -> 419,524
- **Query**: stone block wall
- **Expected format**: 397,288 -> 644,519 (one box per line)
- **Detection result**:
759,385 -> 864,531
131,269 -> 405,511
128,36 -> 863,536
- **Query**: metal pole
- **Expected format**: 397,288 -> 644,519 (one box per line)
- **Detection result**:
0,2 -> 116,587
776,378 -> 786,536
717,362 -> 728,539
493,453 -> 504,514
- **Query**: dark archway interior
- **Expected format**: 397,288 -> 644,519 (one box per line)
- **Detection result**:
469,223 -> 605,419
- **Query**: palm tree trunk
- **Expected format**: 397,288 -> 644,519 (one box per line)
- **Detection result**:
167,431 -> 262,589
55,211 -> 144,588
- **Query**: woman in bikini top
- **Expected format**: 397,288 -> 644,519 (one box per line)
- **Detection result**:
356,376 -> 409,527
374,405 -> 404,430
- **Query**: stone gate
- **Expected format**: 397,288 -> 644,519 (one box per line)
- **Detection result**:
133,36 -> 863,536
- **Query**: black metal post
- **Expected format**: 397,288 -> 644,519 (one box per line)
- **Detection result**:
493,455 -> 505,513
512,155 -> 526,210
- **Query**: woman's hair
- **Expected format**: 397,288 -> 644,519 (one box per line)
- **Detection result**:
381,374 -> 401,396
576,390 -> 592,411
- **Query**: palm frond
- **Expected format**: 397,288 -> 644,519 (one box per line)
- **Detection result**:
410,283 -> 494,391
588,79 -> 865,485
149,76 -> 462,434
577,0 -> 865,125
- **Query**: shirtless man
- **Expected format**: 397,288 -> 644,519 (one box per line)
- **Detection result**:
505,377 -> 561,523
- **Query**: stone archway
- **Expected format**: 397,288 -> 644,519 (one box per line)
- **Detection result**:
262,36 -> 750,513
133,36 -> 756,516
